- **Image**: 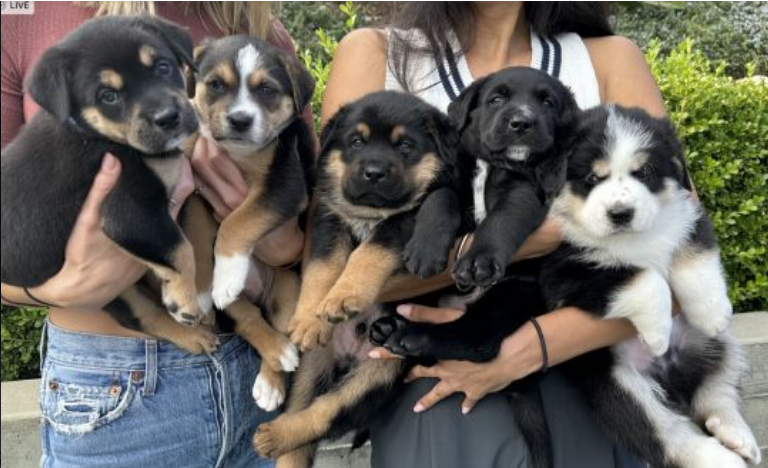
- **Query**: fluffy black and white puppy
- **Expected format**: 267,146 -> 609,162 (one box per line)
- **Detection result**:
0,16 -> 222,354
448,67 -> 579,288
374,105 -> 761,468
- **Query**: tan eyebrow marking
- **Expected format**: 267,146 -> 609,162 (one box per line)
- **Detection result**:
100,70 -> 123,90
139,45 -> 156,67
355,123 -> 371,139
592,159 -> 610,178
390,125 -> 407,143
247,69 -> 279,90
210,63 -> 237,88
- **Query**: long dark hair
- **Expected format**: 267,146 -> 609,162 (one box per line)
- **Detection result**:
389,2 -> 613,92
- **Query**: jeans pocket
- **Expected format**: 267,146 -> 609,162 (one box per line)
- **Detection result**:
40,362 -> 138,436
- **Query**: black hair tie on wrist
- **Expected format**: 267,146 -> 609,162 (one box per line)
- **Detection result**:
23,287 -> 57,308
529,316 -> 549,373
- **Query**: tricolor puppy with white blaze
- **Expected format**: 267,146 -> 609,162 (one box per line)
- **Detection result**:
546,104 -> 732,354
539,104 -> 759,467
182,35 -> 315,411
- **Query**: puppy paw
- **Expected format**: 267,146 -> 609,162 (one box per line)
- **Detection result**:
706,416 -> 762,465
685,298 -> 733,338
682,437 -> 748,468
211,254 -> 250,310
640,331 -> 670,357
452,249 -> 505,289
289,315 -> 333,352
254,419 -> 293,459
252,372 -> 286,412
318,291 -> 371,324
261,337 -> 300,373
404,236 -> 450,279
176,327 -> 219,355
163,285 -> 204,326
370,316 -> 433,358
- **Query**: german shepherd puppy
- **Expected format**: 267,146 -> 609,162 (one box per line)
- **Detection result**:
1,16 -> 219,353
252,92 -> 464,467
183,35 -> 315,410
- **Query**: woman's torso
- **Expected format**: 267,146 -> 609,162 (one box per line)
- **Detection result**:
384,29 -> 602,111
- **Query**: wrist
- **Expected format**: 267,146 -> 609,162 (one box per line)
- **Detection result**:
499,321 -> 546,380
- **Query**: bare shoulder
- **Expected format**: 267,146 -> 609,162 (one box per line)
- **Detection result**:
321,28 -> 389,125
583,35 -> 666,117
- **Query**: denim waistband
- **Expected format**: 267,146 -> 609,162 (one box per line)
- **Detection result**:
43,320 -> 247,373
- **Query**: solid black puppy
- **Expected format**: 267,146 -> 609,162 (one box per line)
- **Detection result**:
1,16 -> 218,353
449,67 -> 579,288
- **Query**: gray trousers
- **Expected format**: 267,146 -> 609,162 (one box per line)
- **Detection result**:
369,371 -> 644,468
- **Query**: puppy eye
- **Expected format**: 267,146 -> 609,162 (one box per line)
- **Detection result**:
488,96 -> 505,106
586,173 -> 604,185
98,88 -> 121,106
257,85 -> 276,98
542,97 -> 555,108
634,164 -> 652,180
155,59 -> 174,78
208,79 -> 226,93
395,141 -> 414,154
350,136 -> 365,149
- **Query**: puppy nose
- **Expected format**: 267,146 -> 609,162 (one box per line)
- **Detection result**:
227,112 -> 253,132
508,115 -> 533,134
153,108 -> 180,131
608,206 -> 635,226
363,164 -> 388,183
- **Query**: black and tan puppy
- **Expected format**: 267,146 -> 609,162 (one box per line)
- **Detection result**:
448,67 -> 579,289
183,35 -> 315,410
1,16 -> 219,353
252,92 -> 463,467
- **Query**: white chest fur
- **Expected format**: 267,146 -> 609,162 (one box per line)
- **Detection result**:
473,160 -> 490,224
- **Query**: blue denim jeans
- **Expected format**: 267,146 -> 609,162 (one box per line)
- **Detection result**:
39,321 -> 277,468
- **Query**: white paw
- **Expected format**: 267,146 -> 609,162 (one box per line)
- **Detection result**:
278,342 -> 300,372
252,373 -> 285,412
707,417 -> 762,465
640,330 -> 670,356
212,255 -> 250,309
683,437 -> 748,468
686,298 -> 733,337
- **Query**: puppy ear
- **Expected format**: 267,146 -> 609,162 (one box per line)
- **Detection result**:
186,38 -> 213,99
139,17 -> 196,71
657,118 -> 692,190
319,105 -> 350,154
447,76 -> 488,132
280,53 -> 315,114
427,111 -> 461,166
26,47 -> 73,123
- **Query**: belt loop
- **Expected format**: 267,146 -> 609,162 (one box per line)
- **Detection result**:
143,339 -> 158,396
38,320 -> 49,371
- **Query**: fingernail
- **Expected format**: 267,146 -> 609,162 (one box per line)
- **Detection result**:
368,350 -> 381,359
102,154 -> 117,171
462,407 -> 470,415
413,404 -> 425,413
397,304 -> 413,317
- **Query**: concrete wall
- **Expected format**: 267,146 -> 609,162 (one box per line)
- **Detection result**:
2,312 -> 766,468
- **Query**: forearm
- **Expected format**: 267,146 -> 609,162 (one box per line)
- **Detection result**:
510,307 -> 637,374
1,283 -> 50,308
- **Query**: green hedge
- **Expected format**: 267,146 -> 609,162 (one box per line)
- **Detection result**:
1,306 -> 46,382
647,40 -> 768,312
612,2 -> 768,78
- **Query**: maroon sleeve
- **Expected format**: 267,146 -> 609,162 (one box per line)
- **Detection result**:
1,17 -> 25,150
269,19 -> 316,140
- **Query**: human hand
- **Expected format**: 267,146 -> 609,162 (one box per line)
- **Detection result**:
370,304 -> 543,414
190,136 -> 249,222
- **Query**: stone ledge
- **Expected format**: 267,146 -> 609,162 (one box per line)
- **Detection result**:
2,312 -> 766,467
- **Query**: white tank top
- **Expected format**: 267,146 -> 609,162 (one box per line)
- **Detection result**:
385,29 -> 601,112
